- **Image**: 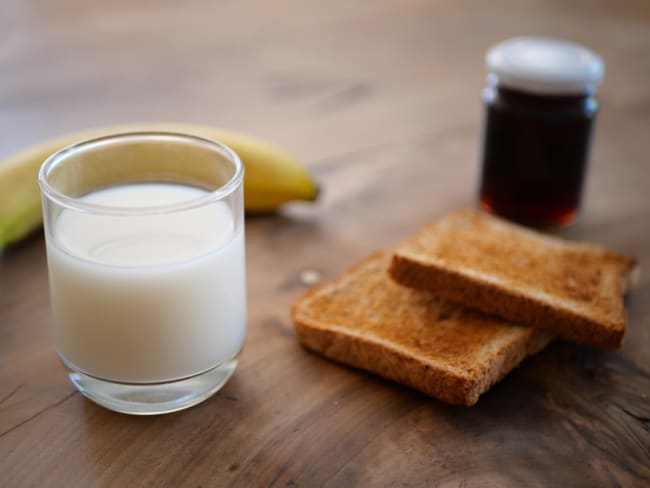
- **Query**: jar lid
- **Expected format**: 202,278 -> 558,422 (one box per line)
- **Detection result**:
486,37 -> 604,95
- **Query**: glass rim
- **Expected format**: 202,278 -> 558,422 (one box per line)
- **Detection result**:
38,131 -> 244,216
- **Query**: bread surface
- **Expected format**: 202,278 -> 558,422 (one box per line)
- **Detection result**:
292,252 -> 552,406
390,210 -> 638,350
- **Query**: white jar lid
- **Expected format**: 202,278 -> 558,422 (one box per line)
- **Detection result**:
486,37 -> 604,95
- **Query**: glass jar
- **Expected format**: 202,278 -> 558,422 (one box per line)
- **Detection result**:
478,37 -> 604,227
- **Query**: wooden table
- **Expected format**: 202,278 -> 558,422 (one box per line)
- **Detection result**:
1,1 -> 649,486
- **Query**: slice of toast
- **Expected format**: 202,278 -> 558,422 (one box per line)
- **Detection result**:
390,210 -> 639,350
292,252 -> 553,406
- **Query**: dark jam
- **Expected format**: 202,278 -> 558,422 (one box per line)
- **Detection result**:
479,85 -> 598,227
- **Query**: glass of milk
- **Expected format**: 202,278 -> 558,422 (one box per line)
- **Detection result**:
38,132 -> 246,415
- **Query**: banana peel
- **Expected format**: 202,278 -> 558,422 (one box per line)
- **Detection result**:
0,124 -> 319,250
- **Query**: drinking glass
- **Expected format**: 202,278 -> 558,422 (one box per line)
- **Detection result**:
39,132 -> 246,415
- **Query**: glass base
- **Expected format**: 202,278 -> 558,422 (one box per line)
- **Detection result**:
64,359 -> 238,415
479,198 -> 578,229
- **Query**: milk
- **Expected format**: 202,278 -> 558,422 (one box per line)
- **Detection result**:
45,183 -> 246,383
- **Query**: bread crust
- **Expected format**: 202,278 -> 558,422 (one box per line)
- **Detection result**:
291,252 -> 553,406
390,210 -> 638,350
293,315 -> 551,406
390,254 -> 624,350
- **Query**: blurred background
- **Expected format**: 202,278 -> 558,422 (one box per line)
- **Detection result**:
3,0 -> 648,165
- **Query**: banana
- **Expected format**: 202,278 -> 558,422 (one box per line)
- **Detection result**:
0,124 -> 319,249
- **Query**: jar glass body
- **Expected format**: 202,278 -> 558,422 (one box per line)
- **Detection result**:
478,79 -> 598,227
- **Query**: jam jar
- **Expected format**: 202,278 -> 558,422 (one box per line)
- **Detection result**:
478,37 -> 604,227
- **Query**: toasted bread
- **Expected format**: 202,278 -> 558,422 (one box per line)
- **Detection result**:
292,252 -> 553,406
390,210 -> 639,350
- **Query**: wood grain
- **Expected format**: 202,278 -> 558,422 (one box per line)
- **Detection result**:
1,0 -> 649,486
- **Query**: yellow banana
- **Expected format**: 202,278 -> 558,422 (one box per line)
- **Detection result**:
0,124 -> 319,249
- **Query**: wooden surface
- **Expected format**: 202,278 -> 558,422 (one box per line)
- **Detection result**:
1,1 -> 649,486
